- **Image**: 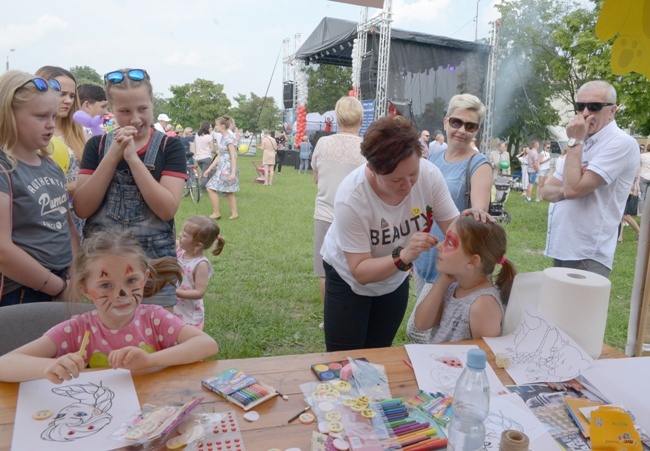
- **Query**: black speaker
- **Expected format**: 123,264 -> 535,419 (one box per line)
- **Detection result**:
283,82 -> 294,109
312,131 -> 335,147
359,52 -> 377,99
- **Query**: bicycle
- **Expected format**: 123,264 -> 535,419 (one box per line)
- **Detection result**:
183,152 -> 201,203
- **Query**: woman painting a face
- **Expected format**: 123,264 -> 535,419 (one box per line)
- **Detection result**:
320,116 -> 464,351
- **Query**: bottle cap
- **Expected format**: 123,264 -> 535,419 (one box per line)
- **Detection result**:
466,349 -> 486,370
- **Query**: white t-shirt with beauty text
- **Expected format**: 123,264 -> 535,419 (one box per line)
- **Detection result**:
321,159 -> 458,296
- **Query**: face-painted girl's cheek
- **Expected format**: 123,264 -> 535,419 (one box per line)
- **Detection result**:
443,230 -> 460,254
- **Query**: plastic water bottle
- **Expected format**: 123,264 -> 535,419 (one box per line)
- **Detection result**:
447,348 -> 490,450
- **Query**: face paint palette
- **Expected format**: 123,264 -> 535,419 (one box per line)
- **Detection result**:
311,358 -> 367,381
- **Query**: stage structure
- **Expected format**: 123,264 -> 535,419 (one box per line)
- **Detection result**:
293,16 -> 490,136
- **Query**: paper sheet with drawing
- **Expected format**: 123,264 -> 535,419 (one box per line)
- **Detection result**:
482,393 -> 556,451
484,304 -> 593,385
12,368 -> 140,451
405,344 -> 505,396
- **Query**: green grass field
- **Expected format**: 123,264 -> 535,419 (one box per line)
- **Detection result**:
178,151 -> 640,360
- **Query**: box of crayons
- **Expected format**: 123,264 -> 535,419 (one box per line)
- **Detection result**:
202,368 -> 278,411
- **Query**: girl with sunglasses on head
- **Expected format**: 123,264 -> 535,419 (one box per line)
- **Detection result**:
0,71 -> 78,306
35,66 -> 88,239
73,69 -> 187,310
407,94 -> 493,344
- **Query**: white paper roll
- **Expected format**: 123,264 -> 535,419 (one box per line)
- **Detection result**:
538,268 -> 611,359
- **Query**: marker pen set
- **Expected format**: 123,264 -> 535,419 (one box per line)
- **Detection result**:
202,368 -> 278,411
406,390 -> 453,427
379,398 -> 448,451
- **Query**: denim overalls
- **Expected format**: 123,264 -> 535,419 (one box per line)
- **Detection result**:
83,130 -> 177,307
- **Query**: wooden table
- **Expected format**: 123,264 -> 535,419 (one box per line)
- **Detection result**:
0,341 -> 626,450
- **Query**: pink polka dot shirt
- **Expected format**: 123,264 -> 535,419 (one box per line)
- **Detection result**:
45,305 -> 186,366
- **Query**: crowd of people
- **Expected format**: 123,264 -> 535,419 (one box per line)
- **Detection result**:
0,68 -> 642,382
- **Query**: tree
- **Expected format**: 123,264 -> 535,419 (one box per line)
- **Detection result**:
70,66 -> 102,85
167,79 -> 231,129
492,0 -> 566,145
551,1 -> 650,134
230,93 -> 281,133
153,94 -> 170,123
305,64 -> 353,113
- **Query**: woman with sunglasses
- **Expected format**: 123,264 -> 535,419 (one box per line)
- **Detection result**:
0,71 -> 76,306
320,116 -> 464,351
407,93 -> 492,344
73,69 -> 186,309
35,66 -> 87,239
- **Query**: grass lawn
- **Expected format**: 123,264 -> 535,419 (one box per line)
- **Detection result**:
177,151 -> 640,360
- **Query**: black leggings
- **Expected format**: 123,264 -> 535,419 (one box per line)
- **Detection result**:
274,150 -> 286,172
323,261 -> 409,352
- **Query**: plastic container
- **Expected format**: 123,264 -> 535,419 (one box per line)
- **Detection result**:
447,349 -> 490,451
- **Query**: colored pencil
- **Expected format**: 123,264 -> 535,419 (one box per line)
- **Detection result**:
77,330 -> 90,357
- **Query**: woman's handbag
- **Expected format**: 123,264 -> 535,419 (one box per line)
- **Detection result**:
464,154 -> 477,209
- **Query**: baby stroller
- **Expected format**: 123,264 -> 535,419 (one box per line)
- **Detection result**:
489,175 -> 514,223
252,160 -> 265,183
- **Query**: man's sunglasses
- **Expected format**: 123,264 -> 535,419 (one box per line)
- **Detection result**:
104,69 -> 149,84
448,117 -> 479,132
574,102 -> 615,112
17,78 -> 61,92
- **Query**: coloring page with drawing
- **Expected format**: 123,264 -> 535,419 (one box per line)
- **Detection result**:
484,304 -> 593,385
12,368 -> 140,451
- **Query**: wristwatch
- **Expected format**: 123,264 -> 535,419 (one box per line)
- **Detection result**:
567,138 -> 584,148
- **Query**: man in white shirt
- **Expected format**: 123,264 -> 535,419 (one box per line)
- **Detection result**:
154,113 -> 171,133
541,80 -> 639,277
427,133 -> 447,160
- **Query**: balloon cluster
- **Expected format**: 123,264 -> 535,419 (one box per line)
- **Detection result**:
72,111 -> 104,136
294,59 -> 309,145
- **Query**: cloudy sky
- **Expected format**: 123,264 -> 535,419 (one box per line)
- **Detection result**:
1,0 -> 502,107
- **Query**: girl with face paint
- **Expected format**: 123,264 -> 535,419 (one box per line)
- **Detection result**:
413,216 -> 516,343
0,230 -> 219,384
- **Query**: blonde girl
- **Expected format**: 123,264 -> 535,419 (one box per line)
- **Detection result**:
73,69 -> 187,308
0,70 -> 77,306
175,216 -> 226,329
0,230 -> 219,383
35,66 -> 87,236
204,114 -> 239,220
413,216 -> 516,343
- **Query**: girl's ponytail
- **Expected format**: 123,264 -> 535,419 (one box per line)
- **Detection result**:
494,257 -> 516,306
145,257 -> 182,298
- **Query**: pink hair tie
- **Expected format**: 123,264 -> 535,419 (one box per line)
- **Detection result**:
497,256 -> 506,265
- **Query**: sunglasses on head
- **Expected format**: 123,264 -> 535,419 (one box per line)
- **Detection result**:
448,117 -> 479,132
104,69 -> 149,84
17,77 -> 61,93
574,102 -> 615,112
